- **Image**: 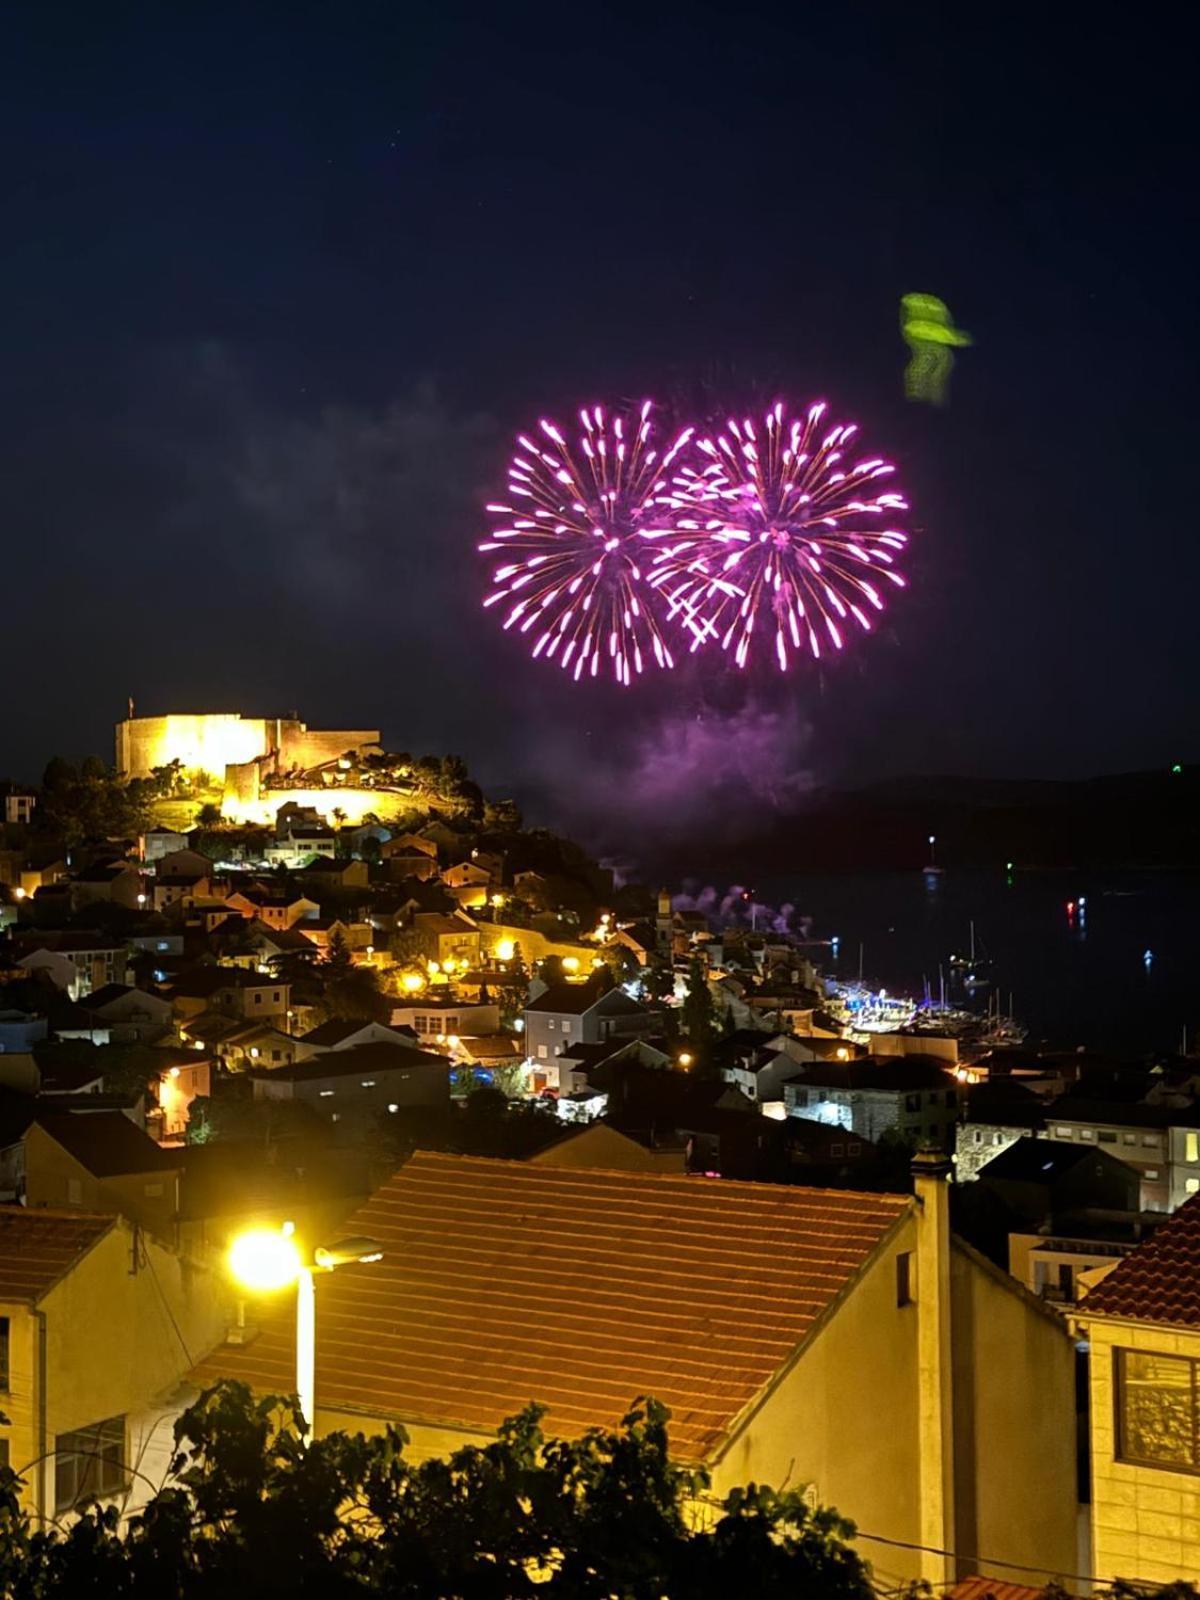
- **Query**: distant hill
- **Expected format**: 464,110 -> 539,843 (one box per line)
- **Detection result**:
675,766 -> 1200,876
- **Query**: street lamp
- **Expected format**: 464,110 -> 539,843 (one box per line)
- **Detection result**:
227,1222 -> 382,1437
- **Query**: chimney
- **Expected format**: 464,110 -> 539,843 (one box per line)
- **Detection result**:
912,1147 -> 955,1586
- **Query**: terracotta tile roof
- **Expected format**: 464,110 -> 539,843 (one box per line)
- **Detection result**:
191,1151 -> 909,1460
949,1581 -> 1046,1600
0,1208 -> 114,1302
1083,1193 -> 1200,1326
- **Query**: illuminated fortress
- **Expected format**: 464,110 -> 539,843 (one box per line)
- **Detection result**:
115,711 -> 395,826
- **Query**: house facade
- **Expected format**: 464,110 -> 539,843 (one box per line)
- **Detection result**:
785,1057 -> 959,1150
1041,1099 -> 1200,1212
524,980 -> 656,1087
0,1209 -> 227,1521
1078,1197 -> 1200,1586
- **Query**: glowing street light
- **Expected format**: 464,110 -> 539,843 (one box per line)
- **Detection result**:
227,1222 -> 381,1439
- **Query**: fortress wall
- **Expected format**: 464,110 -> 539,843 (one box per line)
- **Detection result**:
115,715 -> 269,779
115,716 -> 379,780
279,728 -> 381,768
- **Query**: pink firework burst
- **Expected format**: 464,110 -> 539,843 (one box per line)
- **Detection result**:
480,402 -> 694,685
647,401 -> 910,671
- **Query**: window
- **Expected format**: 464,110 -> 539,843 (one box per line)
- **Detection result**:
55,1416 -> 126,1512
0,1439 -> 8,1470
1099,1131 -> 1117,1144
945,1091 -> 955,1107
1079,1129 -> 1094,1141
1188,1133 -> 1199,1163
537,1046 -> 548,1060
254,993 -> 262,1006
273,992 -> 280,1002
361,1080 -> 376,1089
830,1142 -> 844,1157
143,1183 -> 163,1198
1124,1133 -> 1137,1145
1055,1127 -> 1073,1138
0,1317 -> 8,1391
1146,1169 -> 1160,1180
1143,1136 -> 1158,1147
272,1050 -> 281,1062
972,1130 -> 982,1145
904,1093 -> 921,1113
848,1142 -> 861,1155
1117,1350 -> 1200,1474
66,1179 -> 82,1205
319,1089 -> 335,1098
1186,1179 -> 1199,1195
896,1252 -> 914,1307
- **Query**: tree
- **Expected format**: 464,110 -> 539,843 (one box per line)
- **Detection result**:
681,956 -> 716,1049
0,1380 -> 876,1598
39,755 -> 150,845
324,928 -> 355,982
197,802 -> 223,828
641,957 -> 677,1006
538,953 -> 566,987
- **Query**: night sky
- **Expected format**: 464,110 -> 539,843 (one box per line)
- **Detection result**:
4,6 -> 1196,841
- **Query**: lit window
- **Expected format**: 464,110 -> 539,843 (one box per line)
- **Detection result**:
0,1317 -> 8,1391
537,1046 -> 548,1060
1117,1350 -> 1200,1473
319,1089 -> 335,1098
1187,1179 -> 1200,1195
55,1416 -> 126,1512
1146,1169 -> 1160,1180
361,1081 -> 376,1089
1055,1127 -> 1073,1138
1079,1129 -> 1095,1141
1188,1133 -> 1199,1164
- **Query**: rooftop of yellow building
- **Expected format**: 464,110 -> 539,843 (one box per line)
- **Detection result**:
190,1150 -> 910,1461
0,1208 -> 115,1303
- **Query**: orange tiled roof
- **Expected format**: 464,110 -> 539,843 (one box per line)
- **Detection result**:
192,1151 -> 908,1460
949,1581 -> 1046,1600
0,1208 -> 114,1303
1083,1193 -> 1200,1326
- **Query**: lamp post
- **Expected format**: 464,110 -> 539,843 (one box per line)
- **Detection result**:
227,1223 -> 381,1437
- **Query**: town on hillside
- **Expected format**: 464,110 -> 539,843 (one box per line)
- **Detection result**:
0,710 -> 1197,1592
